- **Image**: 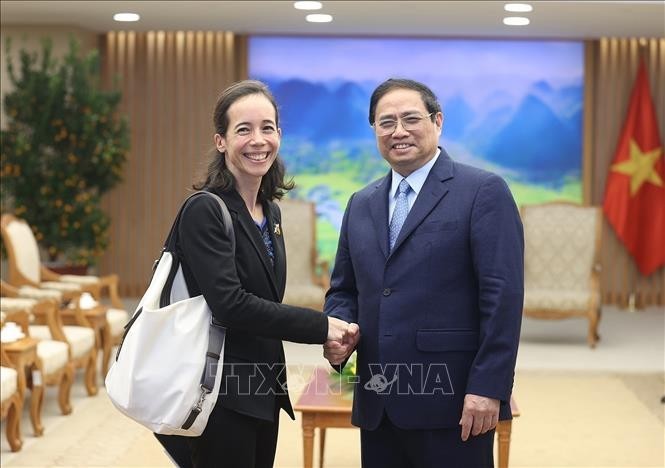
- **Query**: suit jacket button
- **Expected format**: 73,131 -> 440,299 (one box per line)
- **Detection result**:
383,288 -> 391,296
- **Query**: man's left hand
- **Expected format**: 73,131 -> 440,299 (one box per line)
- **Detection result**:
459,394 -> 499,441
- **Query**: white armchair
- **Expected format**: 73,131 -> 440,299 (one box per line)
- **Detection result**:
521,202 -> 602,347
1,214 -> 129,374
1,285 -> 98,396
0,346 -> 23,452
1,214 -> 123,305
0,306 -> 75,435
276,198 -> 330,311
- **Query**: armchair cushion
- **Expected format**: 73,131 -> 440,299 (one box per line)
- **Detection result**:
27,325 -> 51,342
523,204 -> 598,292
62,326 -> 95,359
0,367 -> 18,402
59,275 -> 100,285
40,282 -> 82,292
283,284 -> 326,309
0,297 -> 38,311
17,286 -> 63,301
524,289 -> 598,311
279,200 -> 316,285
36,340 -> 69,375
30,325 -> 95,359
107,308 -> 129,336
3,218 -> 41,284
276,198 -> 328,309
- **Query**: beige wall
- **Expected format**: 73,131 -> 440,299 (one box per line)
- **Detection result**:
0,25 -> 99,128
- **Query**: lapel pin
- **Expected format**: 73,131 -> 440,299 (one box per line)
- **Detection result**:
274,223 -> 282,236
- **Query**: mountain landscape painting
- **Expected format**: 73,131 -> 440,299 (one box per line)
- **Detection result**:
249,36 -> 584,262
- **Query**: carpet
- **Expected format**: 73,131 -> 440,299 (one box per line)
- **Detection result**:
2,368 -> 663,467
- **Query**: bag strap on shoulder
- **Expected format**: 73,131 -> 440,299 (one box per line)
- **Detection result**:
156,191 -> 234,308
163,190 -> 234,254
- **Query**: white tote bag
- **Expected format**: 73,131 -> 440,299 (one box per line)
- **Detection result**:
105,191 -> 233,436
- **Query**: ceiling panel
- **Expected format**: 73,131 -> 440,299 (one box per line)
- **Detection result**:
1,1 -> 664,39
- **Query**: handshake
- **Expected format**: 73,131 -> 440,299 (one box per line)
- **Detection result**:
324,317 -> 360,366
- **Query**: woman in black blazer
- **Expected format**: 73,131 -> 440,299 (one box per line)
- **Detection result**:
160,80 -> 352,467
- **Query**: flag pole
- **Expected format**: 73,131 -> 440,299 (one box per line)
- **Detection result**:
630,41 -> 644,313
630,40 -> 644,313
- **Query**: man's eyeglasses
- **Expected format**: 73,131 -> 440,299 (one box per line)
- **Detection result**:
372,112 -> 434,136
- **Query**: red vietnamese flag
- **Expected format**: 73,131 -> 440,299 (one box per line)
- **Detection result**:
603,59 -> 665,276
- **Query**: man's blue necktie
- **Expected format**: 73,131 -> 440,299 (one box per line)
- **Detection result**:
389,178 -> 411,251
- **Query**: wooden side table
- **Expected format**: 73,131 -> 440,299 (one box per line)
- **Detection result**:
294,368 -> 353,468
295,367 -> 520,468
2,337 -> 45,436
497,399 -> 520,468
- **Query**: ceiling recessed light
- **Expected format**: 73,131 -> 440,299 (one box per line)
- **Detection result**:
113,12 -> 140,22
503,16 -> 530,26
504,3 -> 533,13
294,1 -> 323,10
306,13 -> 333,23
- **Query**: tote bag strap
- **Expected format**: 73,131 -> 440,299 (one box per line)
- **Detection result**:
163,190 -> 234,254
181,317 -> 227,430
156,191 -> 234,308
166,191 -> 233,430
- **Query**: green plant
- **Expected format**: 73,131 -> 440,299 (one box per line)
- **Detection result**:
339,351 -> 357,379
328,351 -> 357,393
1,37 -> 128,266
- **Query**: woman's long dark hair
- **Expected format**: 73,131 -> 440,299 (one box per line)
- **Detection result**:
193,80 -> 294,201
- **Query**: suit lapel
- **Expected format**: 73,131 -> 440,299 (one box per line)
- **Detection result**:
266,202 -> 286,299
219,190 -> 281,300
390,149 -> 455,256
369,173 -> 391,259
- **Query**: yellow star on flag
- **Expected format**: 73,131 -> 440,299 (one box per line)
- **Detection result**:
610,139 -> 663,196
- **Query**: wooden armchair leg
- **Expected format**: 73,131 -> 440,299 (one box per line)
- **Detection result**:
5,394 -> 23,452
59,362 -> 74,414
28,378 -> 44,436
587,310 -> 600,348
101,325 -> 113,377
100,274 -> 124,310
84,350 -> 98,396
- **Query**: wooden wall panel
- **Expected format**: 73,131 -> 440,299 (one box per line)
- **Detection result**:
587,38 -> 665,308
99,31 -> 247,296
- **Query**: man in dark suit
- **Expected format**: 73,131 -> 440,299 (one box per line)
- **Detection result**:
324,78 -> 524,468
